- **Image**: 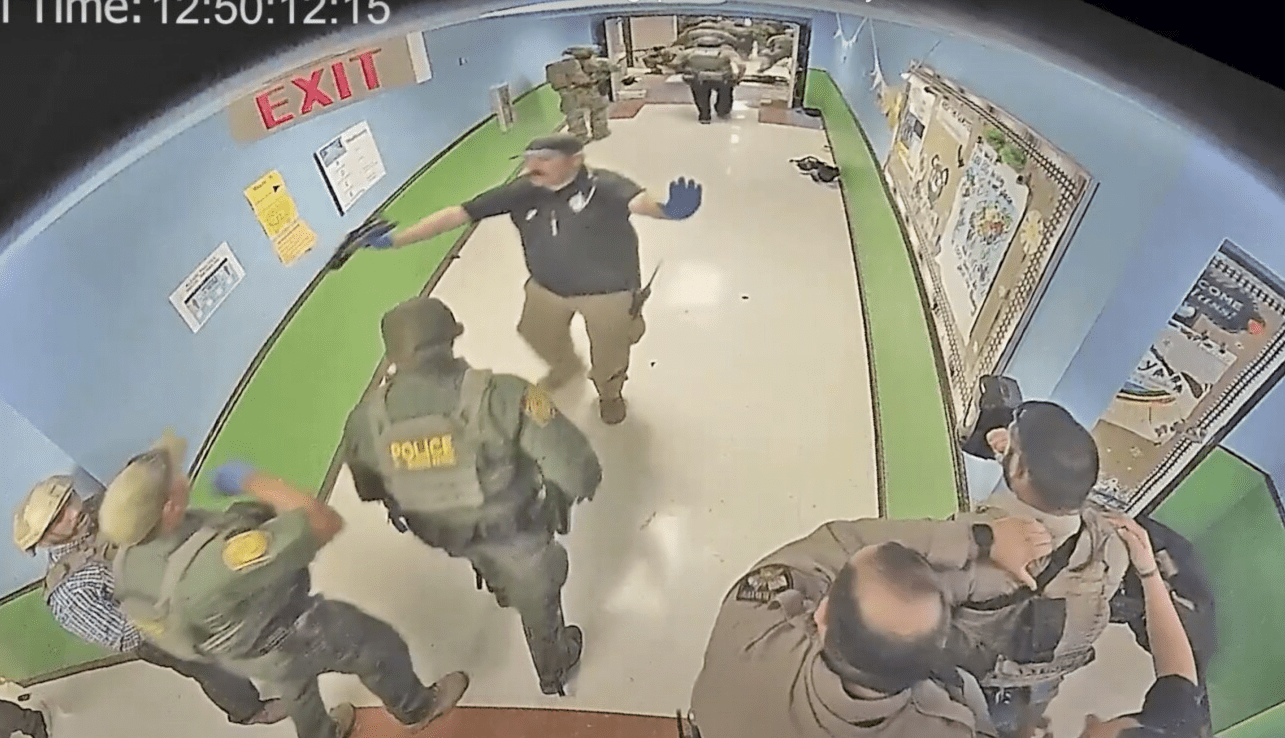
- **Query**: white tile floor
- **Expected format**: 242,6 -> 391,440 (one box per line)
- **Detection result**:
18,101 -> 1158,738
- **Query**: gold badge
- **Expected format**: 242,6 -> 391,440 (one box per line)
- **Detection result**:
222,531 -> 271,571
133,618 -> 166,638
522,386 -> 557,427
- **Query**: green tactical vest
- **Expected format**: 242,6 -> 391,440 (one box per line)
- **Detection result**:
369,368 -> 500,515
546,58 -> 585,90
111,513 -> 222,660
686,48 -> 733,80
582,58 -> 613,84
112,505 -> 295,661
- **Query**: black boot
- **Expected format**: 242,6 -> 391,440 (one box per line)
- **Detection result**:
539,625 -> 584,696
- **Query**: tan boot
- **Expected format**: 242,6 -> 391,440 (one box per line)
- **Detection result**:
599,396 -> 627,424
538,358 -> 586,392
328,703 -> 357,738
405,671 -> 470,730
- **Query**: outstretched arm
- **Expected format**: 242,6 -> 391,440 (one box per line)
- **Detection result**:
1108,513 -> 1198,683
629,178 -> 703,220
388,206 -> 472,249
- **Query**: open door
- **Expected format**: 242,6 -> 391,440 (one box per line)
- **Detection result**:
604,17 -> 628,100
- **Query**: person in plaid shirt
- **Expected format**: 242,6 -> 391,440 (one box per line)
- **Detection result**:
14,474 -> 286,726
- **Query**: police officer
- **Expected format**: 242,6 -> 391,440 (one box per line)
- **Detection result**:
12,475 -> 285,726
689,515 -> 1056,737
641,45 -> 679,75
1078,515 -> 1205,738
350,134 -> 703,425
758,30 -> 795,73
675,36 -> 745,124
99,431 -> 469,738
546,47 -> 611,143
339,296 -> 602,697
953,396 -> 1130,738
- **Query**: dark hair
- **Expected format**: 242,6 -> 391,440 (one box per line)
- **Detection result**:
823,543 -> 949,691
1012,401 -> 1100,512
1119,727 -> 1169,738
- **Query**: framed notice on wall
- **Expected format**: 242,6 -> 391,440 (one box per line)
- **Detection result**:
169,242 -> 245,333
1089,239 -> 1285,513
315,121 -> 387,215
491,83 -> 516,132
882,64 -> 1096,435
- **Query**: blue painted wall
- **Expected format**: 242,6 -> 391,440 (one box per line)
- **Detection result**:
0,402 -> 77,591
0,14 -> 591,579
809,12 -> 1285,500
0,15 -> 590,479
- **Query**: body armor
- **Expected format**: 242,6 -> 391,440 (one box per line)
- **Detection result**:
43,497 -> 114,598
112,514 -> 222,661
546,58 -> 588,91
370,369 -> 501,515
950,505 -> 1121,689
685,48 -> 733,81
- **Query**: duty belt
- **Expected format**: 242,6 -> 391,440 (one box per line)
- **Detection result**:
981,648 -> 1096,688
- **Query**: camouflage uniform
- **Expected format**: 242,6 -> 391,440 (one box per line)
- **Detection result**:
546,47 -> 612,143
340,296 -> 602,696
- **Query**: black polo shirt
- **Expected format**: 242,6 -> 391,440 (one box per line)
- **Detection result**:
1129,676 -> 1205,737
461,166 -> 645,297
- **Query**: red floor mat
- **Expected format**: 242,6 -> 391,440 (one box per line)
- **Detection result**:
353,705 -> 678,738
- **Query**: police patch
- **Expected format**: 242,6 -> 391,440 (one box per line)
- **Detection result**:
735,564 -> 794,603
222,531 -> 271,571
522,386 -> 558,426
133,618 -> 166,638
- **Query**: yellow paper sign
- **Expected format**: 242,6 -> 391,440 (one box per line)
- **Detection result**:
245,170 -> 299,240
244,171 -> 315,265
274,220 -> 317,266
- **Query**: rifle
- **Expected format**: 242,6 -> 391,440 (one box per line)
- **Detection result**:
630,261 -> 663,317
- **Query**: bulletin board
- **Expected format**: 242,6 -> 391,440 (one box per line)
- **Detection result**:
1089,240 -> 1285,512
882,64 -> 1095,433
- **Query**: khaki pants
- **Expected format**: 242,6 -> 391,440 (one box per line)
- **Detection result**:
518,278 -> 645,400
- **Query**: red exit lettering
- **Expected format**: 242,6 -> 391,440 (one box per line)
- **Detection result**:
253,49 -> 384,131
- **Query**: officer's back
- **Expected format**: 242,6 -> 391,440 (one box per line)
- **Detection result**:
343,297 -> 601,545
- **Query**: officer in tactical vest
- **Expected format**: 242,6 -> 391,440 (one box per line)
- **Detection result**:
99,431 -> 469,738
339,296 -> 602,697
546,47 -> 612,143
679,26 -> 739,50
758,30 -> 795,73
642,45 -> 680,75
675,36 -> 745,124
13,474 -> 286,726
952,381 -> 1131,738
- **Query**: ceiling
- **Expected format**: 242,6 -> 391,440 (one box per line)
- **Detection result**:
1,0 -> 1282,241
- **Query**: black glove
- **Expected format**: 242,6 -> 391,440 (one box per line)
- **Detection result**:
383,498 -> 410,533
542,484 -> 573,536
960,375 -> 1023,460
327,216 -> 395,271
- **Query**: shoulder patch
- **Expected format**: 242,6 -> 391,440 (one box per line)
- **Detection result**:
522,386 -> 558,427
735,564 -> 794,603
222,531 -> 271,571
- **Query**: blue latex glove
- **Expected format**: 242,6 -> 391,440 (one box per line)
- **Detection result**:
661,177 -> 703,220
352,219 -> 395,252
213,461 -> 256,496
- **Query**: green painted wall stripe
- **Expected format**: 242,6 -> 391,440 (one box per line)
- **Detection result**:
805,69 -> 962,520
0,86 -> 565,684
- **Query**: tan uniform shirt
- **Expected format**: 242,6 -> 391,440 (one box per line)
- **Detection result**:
692,519 -> 998,738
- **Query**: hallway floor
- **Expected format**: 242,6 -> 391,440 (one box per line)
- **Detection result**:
14,97 -> 1158,738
